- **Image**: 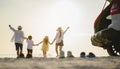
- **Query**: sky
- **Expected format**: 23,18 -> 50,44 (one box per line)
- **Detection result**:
0,0 -> 110,58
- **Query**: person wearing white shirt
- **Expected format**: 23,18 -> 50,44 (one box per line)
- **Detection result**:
26,35 -> 38,58
52,27 -> 69,57
9,25 -> 26,58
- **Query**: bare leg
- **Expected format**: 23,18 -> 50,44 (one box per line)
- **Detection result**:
55,45 -> 59,57
44,51 -> 47,58
59,46 -> 63,51
43,51 -> 45,58
43,51 -> 46,58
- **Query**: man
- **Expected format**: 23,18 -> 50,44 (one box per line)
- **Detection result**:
9,25 -> 26,58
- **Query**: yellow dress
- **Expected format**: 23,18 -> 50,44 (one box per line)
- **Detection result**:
41,43 -> 49,51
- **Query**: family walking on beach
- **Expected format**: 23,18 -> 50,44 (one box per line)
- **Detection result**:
9,25 -> 69,58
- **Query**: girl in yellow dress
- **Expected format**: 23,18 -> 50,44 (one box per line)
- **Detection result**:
38,36 -> 51,58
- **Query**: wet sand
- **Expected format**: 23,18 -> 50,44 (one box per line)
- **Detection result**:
0,57 -> 120,69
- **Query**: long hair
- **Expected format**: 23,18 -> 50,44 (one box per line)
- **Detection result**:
43,36 -> 49,45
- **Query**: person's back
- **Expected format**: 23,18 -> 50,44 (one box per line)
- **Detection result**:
9,25 -> 25,58
26,35 -> 33,58
14,30 -> 24,43
41,36 -> 50,52
52,27 -> 69,57
27,39 -> 33,50
9,25 -> 25,43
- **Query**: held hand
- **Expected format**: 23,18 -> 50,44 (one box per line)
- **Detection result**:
51,41 -> 54,45
33,44 -> 39,46
50,43 -> 53,45
35,44 -> 39,46
50,42 -> 52,45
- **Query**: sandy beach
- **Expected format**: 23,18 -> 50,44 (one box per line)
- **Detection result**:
0,56 -> 120,69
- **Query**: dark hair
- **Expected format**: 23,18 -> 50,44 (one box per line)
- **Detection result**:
28,35 -> 32,40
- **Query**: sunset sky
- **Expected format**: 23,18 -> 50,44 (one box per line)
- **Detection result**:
0,0 -> 110,58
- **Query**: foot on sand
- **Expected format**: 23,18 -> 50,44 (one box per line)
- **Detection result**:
17,53 -> 25,58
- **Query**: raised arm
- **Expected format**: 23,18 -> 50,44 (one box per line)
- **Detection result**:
64,27 -> 70,34
9,25 -> 16,32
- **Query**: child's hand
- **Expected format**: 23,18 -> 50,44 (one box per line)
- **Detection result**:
50,43 -> 52,45
51,42 -> 54,45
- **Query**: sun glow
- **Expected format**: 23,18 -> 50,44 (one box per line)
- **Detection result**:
0,0 -> 109,58
23,0 -> 83,57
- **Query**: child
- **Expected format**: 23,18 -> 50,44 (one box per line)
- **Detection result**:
38,36 -> 51,58
26,35 -> 38,58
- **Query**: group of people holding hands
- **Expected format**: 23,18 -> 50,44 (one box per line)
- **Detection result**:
9,25 -> 69,58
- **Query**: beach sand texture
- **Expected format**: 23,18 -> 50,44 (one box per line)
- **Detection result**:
0,57 -> 120,69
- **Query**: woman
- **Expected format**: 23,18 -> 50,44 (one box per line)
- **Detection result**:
52,27 -> 69,57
